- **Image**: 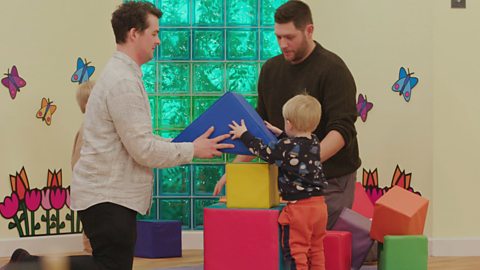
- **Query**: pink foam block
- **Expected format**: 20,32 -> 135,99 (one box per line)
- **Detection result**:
352,182 -> 374,219
204,205 -> 283,270
324,231 -> 352,270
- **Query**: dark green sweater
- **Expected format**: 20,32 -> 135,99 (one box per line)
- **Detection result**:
257,42 -> 361,178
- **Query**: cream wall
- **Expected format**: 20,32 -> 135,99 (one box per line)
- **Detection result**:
305,0 -> 433,235
0,0 -> 119,239
306,0 -> 480,242
1,0 -> 479,255
432,1 -> 480,237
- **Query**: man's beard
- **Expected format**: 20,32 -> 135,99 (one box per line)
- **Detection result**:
285,36 -> 309,64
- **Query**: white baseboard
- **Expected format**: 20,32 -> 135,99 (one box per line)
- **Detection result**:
181,231 -> 203,250
2,234 -> 479,258
0,234 -> 84,258
429,237 -> 480,256
0,232 -> 204,258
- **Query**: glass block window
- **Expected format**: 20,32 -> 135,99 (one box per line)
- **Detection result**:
130,0 -> 287,230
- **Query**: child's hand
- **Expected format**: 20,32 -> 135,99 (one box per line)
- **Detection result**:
229,119 -> 247,140
213,175 -> 226,196
264,121 -> 283,137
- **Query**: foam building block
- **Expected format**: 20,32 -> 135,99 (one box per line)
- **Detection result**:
204,204 -> 286,270
226,163 -> 280,209
332,208 -> 374,270
204,204 -> 352,270
370,186 -> 429,243
172,92 -> 277,155
352,182 -> 374,219
134,220 -> 182,258
378,235 -> 428,270
324,231 -> 352,270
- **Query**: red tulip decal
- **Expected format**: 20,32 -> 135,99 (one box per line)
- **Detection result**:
9,167 -> 30,200
47,169 -> 62,188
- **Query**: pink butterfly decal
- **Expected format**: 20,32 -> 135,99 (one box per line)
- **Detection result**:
356,93 -> 373,122
2,65 -> 27,100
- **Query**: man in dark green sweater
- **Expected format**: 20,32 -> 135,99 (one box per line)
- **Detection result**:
214,0 -> 361,229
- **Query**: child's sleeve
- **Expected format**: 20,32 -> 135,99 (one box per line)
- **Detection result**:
239,131 -> 283,164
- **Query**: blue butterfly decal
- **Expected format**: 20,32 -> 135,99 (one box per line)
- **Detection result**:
71,57 -> 95,84
391,67 -> 418,102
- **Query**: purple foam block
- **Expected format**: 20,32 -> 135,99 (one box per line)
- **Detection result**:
332,208 -> 374,270
134,220 -> 182,258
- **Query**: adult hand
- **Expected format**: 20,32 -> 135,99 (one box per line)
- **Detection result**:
213,174 -> 226,196
193,127 -> 234,158
229,119 -> 247,140
264,121 -> 283,136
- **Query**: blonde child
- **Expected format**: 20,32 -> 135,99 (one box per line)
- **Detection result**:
71,80 -> 94,254
229,93 -> 328,270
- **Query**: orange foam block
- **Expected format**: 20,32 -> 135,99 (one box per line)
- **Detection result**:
352,182 -> 374,219
370,186 -> 429,243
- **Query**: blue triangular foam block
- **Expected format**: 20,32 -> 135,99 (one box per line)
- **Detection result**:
172,92 -> 277,155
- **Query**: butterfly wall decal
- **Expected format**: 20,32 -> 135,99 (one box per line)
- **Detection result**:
1,65 -> 27,100
36,98 -> 57,126
391,67 -> 419,102
356,93 -> 373,122
71,57 -> 95,84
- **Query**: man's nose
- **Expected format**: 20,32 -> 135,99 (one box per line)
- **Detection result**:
278,38 -> 287,49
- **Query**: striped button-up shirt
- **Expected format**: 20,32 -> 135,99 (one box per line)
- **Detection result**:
72,51 -> 193,215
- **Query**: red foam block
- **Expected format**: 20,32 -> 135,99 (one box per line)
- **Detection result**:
324,231 -> 352,270
352,182 -> 374,219
204,205 -> 282,270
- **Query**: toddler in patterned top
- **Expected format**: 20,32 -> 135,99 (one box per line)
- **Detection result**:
229,93 -> 329,270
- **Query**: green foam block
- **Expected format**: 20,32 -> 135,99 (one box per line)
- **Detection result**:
379,235 -> 428,270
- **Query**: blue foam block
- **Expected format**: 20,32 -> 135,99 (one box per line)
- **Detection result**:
134,220 -> 182,258
172,92 -> 277,155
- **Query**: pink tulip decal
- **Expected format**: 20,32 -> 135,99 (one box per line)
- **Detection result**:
0,193 -> 19,219
0,193 -> 24,237
25,189 -> 42,212
362,168 -> 385,204
41,188 -> 52,210
49,188 -> 67,234
1,167 -> 82,237
365,186 -> 386,205
361,166 -> 423,205
50,188 -> 66,210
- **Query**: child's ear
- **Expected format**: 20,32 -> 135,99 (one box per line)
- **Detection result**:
285,119 -> 293,130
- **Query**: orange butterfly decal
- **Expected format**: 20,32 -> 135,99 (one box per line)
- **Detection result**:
36,98 -> 57,126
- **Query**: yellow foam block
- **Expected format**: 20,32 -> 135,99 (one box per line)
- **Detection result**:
226,163 -> 280,209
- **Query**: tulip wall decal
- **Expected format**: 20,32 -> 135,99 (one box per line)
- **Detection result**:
361,165 -> 422,205
0,167 -> 82,237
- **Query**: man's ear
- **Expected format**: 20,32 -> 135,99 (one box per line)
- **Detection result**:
305,24 -> 314,39
126,28 -> 137,42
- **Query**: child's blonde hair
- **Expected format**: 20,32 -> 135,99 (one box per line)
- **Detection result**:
282,93 -> 322,132
76,81 -> 94,113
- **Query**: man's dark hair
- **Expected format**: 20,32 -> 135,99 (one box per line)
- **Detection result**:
111,2 -> 163,44
275,0 -> 313,30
